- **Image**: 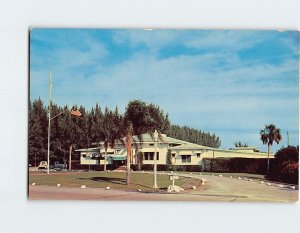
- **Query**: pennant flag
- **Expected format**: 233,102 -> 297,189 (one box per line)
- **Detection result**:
70,109 -> 82,117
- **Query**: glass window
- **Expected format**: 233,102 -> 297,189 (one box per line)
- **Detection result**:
150,153 -> 154,160
144,152 -> 159,160
182,155 -> 191,163
144,153 -> 149,160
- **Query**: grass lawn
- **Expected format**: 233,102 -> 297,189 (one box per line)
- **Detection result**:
175,171 -> 266,181
29,171 -> 191,192
200,172 -> 265,180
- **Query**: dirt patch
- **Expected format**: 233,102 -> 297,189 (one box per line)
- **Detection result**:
181,178 -> 206,191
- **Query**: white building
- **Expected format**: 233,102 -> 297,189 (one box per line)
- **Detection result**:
76,133 -> 272,168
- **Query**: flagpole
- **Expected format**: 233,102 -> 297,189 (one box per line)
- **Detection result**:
47,68 -> 52,174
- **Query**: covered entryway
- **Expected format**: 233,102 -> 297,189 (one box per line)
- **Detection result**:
110,150 -> 127,170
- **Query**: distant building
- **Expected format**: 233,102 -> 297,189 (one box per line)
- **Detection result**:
75,133 -> 273,168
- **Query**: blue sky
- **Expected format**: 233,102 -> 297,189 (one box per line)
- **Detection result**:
30,29 -> 299,152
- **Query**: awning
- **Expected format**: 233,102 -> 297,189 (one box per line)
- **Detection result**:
110,156 -> 127,161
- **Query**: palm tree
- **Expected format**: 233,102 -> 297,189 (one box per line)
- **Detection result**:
260,124 -> 282,174
125,121 -> 133,185
124,100 -> 168,185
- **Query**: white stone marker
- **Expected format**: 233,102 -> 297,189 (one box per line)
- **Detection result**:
192,186 -> 196,190
169,174 -> 180,191
57,184 -> 61,187
32,183 -> 36,186
260,181 -> 264,184
238,177 -> 242,180
267,183 -> 272,186
137,189 -> 142,192
80,185 -> 86,189
291,186 -> 296,190
105,186 -> 111,190
229,176 -> 233,178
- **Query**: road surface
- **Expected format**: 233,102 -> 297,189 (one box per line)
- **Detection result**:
28,173 -> 298,202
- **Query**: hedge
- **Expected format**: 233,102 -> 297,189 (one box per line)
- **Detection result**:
71,159 -> 269,174
201,158 -> 268,174
131,164 -> 202,172
268,146 -> 299,184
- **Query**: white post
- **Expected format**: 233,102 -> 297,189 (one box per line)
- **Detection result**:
69,145 -> 72,171
47,68 -> 52,174
153,130 -> 158,189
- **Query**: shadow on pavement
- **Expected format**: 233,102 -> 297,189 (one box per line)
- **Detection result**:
78,176 -> 152,189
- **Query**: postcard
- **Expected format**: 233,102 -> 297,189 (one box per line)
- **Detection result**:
29,28 -> 299,202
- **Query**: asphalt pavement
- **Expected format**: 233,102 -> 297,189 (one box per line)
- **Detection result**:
28,172 -> 298,202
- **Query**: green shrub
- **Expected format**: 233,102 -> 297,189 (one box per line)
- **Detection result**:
269,146 -> 299,184
130,164 -> 202,172
202,158 -> 268,174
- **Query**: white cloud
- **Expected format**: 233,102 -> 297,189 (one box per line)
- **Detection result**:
183,30 -> 267,51
30,29 -> 299,149
113,30 -> 180,51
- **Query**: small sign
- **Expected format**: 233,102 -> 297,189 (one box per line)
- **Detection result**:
170,175 -> 179,181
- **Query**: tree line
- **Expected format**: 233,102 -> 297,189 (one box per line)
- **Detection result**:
28,98 -> 221,166
168,125 -> 221,148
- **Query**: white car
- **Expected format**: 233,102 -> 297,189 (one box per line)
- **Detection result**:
38,161 -> 47,170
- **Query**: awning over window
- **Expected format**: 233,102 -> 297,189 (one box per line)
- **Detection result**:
110,156 -> 127,161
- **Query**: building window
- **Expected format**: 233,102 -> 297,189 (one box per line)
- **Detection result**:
144,152 -> 159,160
91,152 -> 100,159
196,153 -> 201,158
149,143 -> 154,146
172,153 -> 176,158
82,154 -> 86,158
182,155 -> 191,163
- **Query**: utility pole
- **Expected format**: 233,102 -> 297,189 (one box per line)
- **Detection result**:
153,130 -> 158,189
69,145 -> 72,171
47,68 -> 52,174
287,131 -> 290,147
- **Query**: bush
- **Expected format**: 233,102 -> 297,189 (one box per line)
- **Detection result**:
131,164 -> 202,172
202,158 -> 268,174
71,162 -> 106,171
269,146 -> 299,184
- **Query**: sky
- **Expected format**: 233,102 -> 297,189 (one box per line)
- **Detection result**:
30,29 -> 299,152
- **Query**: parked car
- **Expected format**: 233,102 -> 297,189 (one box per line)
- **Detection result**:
53,161 -> 67,171
38,161 -> 47,170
